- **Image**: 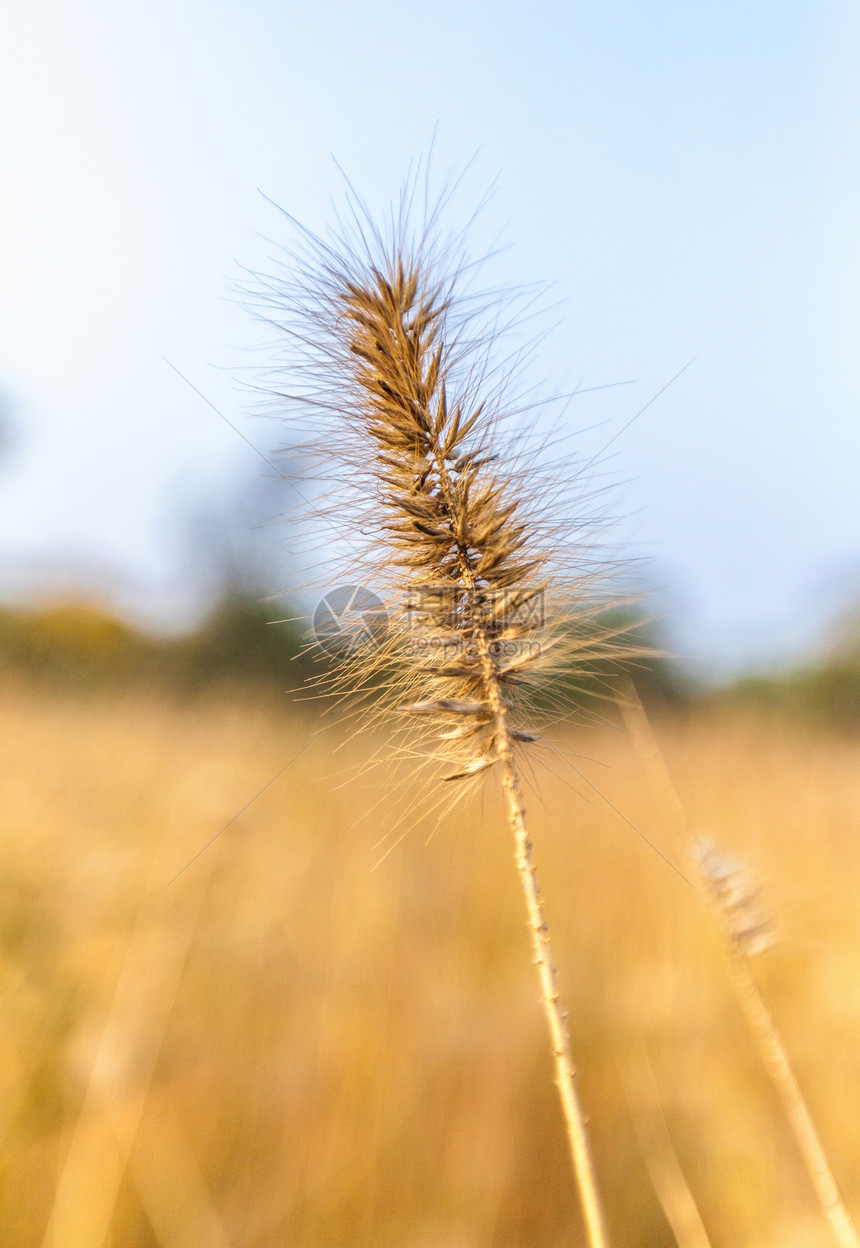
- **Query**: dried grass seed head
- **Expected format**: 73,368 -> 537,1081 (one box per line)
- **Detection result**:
245,176 -> 636,792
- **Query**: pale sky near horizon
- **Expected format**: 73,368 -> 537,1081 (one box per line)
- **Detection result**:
1,1 -> 858,679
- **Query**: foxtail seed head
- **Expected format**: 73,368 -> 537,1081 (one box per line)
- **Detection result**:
694,837 -> 775,958
247,178 -> 634,795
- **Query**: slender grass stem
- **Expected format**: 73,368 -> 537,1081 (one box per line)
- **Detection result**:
720,919 -> 859,1248
448,436 -> 609,1248
500,748 -> 610,1248
621,683 -> 859,1248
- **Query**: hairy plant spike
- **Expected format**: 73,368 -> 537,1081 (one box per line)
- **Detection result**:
246,172 -> 637,1248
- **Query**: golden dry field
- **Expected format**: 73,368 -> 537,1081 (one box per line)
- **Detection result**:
2,682 -> 859,1247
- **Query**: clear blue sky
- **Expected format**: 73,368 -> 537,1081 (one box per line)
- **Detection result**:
1,0 -> 858,677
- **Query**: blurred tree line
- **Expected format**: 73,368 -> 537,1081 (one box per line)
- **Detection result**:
0,432 -> 313,698
0,413 -> 855,726
0,425 -> 687,709
4,588 -> 857,731
708,603 -> 860,733
0,593 -> 680,709
0,593 -> 309,695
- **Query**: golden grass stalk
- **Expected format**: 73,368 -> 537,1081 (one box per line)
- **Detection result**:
250,182 -> 616,1247
620,1051 -> 714,1248
621,684 -> 859,1248
39,813 -> 221,1248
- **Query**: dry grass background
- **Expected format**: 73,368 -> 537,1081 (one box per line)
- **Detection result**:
2,682 -> 859,1246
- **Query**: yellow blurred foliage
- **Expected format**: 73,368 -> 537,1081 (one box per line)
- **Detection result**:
1,686 -> 858,1246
